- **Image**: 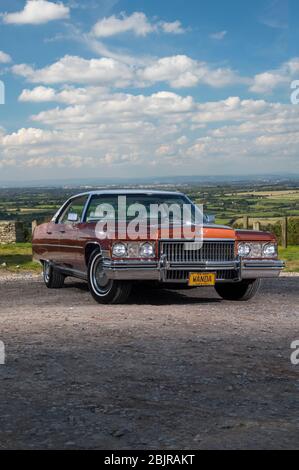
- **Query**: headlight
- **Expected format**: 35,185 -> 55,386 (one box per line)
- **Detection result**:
238,243 -> 251,257
112,241 -> 156,258
250,243 -> 263,258
139,242 -> 155,258
262,242 -> 277,258
112,242 -> 127,258
238,241 -> 278,258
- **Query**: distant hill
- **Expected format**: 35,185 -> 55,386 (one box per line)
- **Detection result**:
1,174 -> 299,188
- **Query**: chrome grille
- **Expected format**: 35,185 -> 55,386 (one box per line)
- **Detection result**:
160,240 -> 235,263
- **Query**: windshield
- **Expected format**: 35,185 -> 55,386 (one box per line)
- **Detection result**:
85,193 -> 203,224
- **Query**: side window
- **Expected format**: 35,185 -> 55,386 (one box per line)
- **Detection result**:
58,196 -> 88,224
85,196 -> 117,222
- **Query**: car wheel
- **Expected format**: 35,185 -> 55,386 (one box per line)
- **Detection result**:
43,261 -> 65,288
215,279 -> 261,301
88,250 -> 132,304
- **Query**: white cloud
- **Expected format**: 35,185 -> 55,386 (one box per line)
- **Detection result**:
3,0 -> 70,25
193,96 -> 271,123
92,11 -> 186,38
2,91 -> 298,174
210,30 -> 227,40
140,55 -> 199,87
5,49 -> 299,175
176,135 -> 188,145
287,58 -> 299,75
92,12 -> 154,37
1,87 -> 196,169
0,51 -> 12,63
12,53 -> 246,89
12,55 -> 133,86
139,55 -> 244,88
159,20 -> 185,34
19,85 -> 108,104
30,91 -> 195,126
185,98 -> 299,166
19,86 -> 57,102
250,58 -> 299,94
1,128 -> 57,146
156,145 -> 174,156
250,71 -> 288,94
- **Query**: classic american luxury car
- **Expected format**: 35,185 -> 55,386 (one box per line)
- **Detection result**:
32,190 -> 284,304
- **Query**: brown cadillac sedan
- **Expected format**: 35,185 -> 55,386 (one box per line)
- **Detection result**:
32,190 -> 284,304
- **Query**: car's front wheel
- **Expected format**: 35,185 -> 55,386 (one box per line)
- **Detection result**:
215,279 -> 261,301
88,250 -> 132,304
43,261 -> 65,288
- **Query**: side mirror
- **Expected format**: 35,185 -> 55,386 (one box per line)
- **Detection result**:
206,214 -> 216,224
67,212 -> 79,223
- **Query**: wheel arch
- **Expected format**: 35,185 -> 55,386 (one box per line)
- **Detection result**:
84,242 -> 102,267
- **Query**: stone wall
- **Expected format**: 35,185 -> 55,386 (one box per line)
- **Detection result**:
0,221 -> 25,244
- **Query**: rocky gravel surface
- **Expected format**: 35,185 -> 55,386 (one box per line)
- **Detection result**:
0,275 -> 298,449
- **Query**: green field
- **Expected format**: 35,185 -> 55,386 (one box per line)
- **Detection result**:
0,243 -> 298,273
1,185 -> 299,230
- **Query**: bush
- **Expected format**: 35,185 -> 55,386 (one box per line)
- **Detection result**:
232,218 -> 299,245
288,218 -> 299,245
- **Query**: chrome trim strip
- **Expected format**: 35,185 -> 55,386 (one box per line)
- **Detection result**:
53,194 -> 90,224
33,243 -> 60,247
82,193 -> 93,223
242,260 -> 285,269
159,238 -> 236,242
33,243 -> 83,250
54,265 -> 87,280
105,261 -> 158,269
168,261 -> 239,270
203,225 -> 232,230
60,244 -> 83,250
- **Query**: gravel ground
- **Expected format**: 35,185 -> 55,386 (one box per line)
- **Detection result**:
0,274 -> 298,450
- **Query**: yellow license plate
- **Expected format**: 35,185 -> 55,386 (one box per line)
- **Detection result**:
188,272 -> 216,287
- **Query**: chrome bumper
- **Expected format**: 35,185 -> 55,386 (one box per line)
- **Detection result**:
103,257 -> 285,282
241,259 -> 285,279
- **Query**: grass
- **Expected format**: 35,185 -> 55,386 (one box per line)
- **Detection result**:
0,243 -> 41,273
279,245 -> 299,272
0,243 -> 298,274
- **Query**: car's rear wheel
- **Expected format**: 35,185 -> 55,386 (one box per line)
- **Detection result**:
88,250 -> 132,304
43,261 -> 65,288
215,279 -> 261,301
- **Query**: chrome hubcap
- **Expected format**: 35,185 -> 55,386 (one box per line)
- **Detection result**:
92,256 -> 112,295
44,261 -> 51,283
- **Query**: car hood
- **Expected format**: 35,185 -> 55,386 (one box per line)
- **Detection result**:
95,221 -> 236,241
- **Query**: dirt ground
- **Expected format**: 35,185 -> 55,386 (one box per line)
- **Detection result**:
0,273 -> 298,450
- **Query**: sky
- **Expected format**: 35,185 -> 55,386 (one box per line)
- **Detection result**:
0,0 -> 298,182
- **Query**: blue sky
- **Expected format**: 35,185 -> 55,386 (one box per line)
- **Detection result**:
0,0 -> 298,182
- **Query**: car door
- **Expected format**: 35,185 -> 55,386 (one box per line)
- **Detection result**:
36,220 -> 61,264
56,196 -> 89,271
